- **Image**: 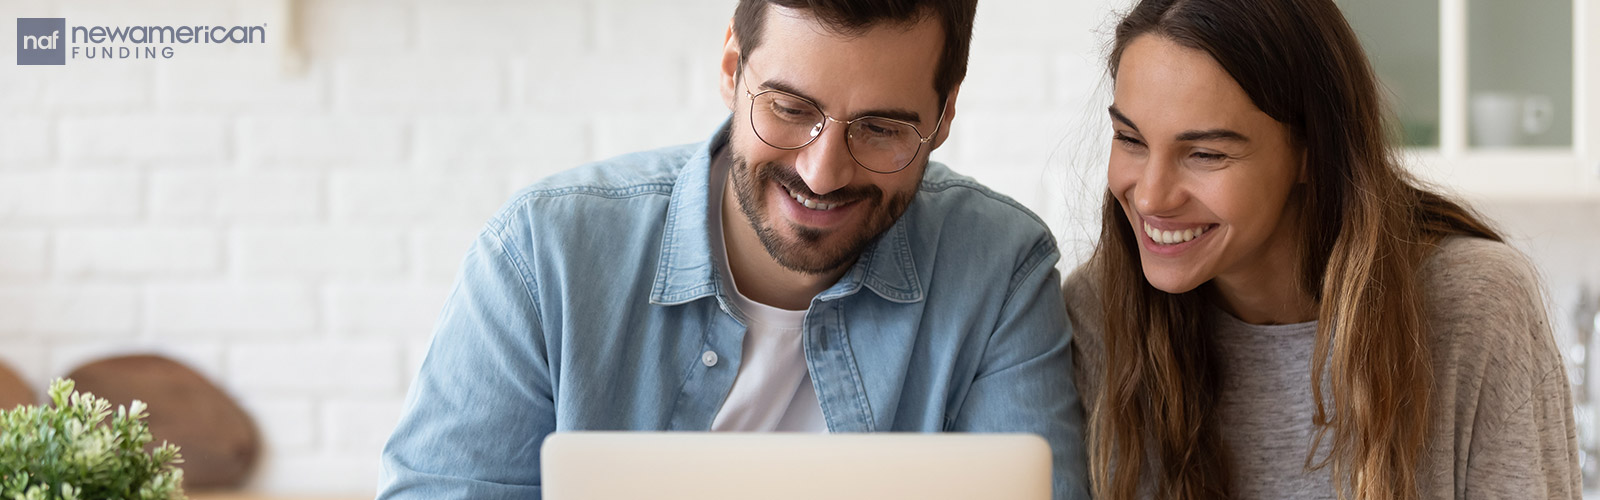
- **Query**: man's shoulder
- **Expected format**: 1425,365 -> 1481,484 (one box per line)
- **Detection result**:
473,142 -> 705,272
487,143 -> 699,229
911,162 -> 1057,254
517,143 -> 698,200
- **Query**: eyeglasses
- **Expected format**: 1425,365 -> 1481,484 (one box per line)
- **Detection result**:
740,64 -> 946,174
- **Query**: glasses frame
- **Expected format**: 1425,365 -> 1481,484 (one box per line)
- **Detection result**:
740,64 -> 946,174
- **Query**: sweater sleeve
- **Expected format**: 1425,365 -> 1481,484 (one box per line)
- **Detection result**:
1062,264 -> 1105,420
1463,364 -> 1580,499
1424,238 -> 1581,499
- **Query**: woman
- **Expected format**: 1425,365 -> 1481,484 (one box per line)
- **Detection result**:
1065,0 -> 1580,498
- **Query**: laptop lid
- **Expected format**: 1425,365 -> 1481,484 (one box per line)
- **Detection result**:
541,432 -> 1052,500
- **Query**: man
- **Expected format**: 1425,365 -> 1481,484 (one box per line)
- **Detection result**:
377,1 -> 1087,498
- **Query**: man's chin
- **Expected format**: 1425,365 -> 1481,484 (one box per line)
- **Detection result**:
759,225 -> 862,276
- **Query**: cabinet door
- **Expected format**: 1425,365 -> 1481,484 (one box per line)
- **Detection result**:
1466,0 -> 1573,149
1343,0 -> 1442,148
1341,0 -> 1596,200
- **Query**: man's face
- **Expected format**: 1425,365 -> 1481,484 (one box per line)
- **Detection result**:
721,7 -> 952,275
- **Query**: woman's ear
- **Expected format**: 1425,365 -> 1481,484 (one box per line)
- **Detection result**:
719,19 -> 741,112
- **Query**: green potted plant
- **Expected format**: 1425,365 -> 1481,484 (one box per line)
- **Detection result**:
0,379 -> 185,500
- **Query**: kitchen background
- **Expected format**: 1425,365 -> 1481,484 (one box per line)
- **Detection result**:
0,0 -> 1595,496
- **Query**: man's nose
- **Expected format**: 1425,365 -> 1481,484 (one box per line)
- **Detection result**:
792,122 -> 857,196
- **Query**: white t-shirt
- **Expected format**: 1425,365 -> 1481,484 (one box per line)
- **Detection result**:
707,151 -> 828,433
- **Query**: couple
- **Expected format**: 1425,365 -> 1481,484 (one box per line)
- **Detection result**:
377,0 -> 1578,498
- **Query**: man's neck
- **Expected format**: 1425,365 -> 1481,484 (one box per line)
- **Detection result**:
718,157 -> 851,311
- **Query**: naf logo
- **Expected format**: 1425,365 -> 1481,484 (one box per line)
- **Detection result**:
17,18 -> 66,65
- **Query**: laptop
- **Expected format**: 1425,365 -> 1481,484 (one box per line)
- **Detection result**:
541,432 -> 1052,500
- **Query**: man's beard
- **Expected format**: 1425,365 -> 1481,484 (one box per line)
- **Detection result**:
728,151 -> 915,276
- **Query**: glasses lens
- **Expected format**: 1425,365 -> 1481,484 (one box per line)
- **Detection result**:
750,91 -> 825,149
847,118 -> 923,173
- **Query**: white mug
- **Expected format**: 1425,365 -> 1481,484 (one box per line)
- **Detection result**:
1471,91 -> 1555,147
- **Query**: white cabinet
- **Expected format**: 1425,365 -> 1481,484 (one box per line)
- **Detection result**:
1342,0 -> 1599,200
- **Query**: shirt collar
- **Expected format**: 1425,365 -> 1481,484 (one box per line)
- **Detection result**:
649,118 -> 925,307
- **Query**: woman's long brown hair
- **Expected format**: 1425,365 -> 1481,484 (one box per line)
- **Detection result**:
1088,0 -> 1504,499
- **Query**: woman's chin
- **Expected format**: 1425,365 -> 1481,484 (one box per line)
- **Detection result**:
1140,268 -> 1205,295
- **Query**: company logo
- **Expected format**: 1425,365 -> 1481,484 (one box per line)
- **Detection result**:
16,17 -> 266,65
17,18 -> 66,65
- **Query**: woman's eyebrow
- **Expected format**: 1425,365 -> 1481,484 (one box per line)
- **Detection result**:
1109,105 -> 1250,143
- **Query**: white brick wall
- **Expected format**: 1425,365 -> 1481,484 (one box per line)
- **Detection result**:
3,0 -> 1593,497
56,227 -> 221,277
0,171 -> 142,220
0,119 -> 52,165
60,116 -> 230,163
0,231 -> 49,279
238,117 -> 407,167
0,285 -> 141,337
149,171 -> 322,221
145,284 -> 318,338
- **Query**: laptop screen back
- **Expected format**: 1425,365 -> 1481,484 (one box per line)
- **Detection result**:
541,432 -> 1052,500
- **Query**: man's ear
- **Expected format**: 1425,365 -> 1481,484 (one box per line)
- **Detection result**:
719,19 -> 741,112
930,86 -> 959,150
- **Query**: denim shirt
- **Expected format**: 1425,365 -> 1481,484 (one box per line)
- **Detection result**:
377,121 -> 1089,499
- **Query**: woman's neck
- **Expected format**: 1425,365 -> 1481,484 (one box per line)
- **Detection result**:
1210,216 -> 1318,326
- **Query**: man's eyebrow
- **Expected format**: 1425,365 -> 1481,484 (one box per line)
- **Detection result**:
1108,105 -> 1250,143
760,78 -> 925,125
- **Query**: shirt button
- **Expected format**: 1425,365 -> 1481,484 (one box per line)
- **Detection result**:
701,350 -> 718,367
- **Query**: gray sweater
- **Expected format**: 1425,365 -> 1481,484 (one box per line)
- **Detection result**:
1065,237 -> 1581,499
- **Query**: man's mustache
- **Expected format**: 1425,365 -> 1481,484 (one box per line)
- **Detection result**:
759,162 -> 882,205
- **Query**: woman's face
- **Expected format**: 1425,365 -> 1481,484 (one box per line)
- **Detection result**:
1108,35 -> 1304,294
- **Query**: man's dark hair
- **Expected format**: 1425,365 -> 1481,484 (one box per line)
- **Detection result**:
732,0 -> 977,104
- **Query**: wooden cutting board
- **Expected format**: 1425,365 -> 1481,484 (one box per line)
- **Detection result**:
67,354 -> 260,491
0,361 -> 34,410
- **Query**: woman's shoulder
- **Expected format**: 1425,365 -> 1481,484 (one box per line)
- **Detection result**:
1420,236 -> 1545,327
1062,262 -> 1104,348
1423,237 -> 1538,286
1062,262 -> 1107,405
1421,236 -> 1561,395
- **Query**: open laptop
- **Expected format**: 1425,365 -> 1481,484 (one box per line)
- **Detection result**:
541,432 -> 1052,500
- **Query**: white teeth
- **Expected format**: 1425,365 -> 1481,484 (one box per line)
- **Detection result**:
1143,221 -> 1208,245
785,186 -> 836,211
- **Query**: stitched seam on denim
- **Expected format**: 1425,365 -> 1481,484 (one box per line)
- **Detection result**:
652,184 -> 681,301
861,225 -> 920,302
799,315 -> 834,432
484,184 -> 674,234
889,223 -> 920,298
483,223 -> 544,331
1007,235 -> 1059,298
832,306 -> 877,430
659,285 -> 717,304
918,179 -> 1051,230
651,179 -> 718,304
668,304 -> 717,429
972,237 -> 1061,385
523,183 -> 674,199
